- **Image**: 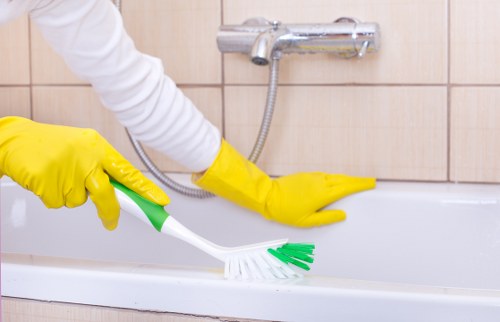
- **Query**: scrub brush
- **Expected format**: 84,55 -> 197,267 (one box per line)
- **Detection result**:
111,180 -> 315,280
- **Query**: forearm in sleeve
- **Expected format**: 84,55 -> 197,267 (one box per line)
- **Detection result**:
28,0 -> 221,172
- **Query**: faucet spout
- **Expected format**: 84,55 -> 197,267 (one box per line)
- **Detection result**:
250,22 -> 289,65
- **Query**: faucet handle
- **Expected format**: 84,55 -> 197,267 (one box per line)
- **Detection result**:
243,17 -> 282,31
243,17 -> 272,26
271,20 -> 282,30
333,17 -> 379,59
334,17 -> 361,24
357,41 -> 370,58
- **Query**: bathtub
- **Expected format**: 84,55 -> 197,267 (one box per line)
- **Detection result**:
2,174 -> 500,322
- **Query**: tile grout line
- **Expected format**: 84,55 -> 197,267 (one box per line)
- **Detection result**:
6,83 -> 500,88
446,0 -> 452,183
12,83 -> 443,87
220,0 -> 226,137
28,16 -> 34,121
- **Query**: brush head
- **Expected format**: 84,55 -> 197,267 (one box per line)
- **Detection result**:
224,242 -> 315,281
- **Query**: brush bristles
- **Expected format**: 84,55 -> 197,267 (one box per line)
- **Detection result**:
268,243 -> 315,271
223,243 -> 315,281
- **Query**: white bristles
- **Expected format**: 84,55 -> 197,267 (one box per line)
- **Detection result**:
245,253 -> 264,280
223,250 -> 303,281
253,253 -> 278,279
265,253 -> 301,279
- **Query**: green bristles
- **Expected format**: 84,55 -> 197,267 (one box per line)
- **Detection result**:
267,243 -> 315,271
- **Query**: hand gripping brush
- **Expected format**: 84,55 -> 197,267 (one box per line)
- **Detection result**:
111,180 -> 315,280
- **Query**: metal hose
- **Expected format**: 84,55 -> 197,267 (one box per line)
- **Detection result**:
126,129 -> 214,198
127,57 -> 281,198
248,57 -> 280,163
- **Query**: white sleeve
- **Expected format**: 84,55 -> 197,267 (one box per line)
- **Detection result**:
28,0 -> 221,172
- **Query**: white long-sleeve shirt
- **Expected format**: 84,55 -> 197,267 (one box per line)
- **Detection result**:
0,0 -> 221,172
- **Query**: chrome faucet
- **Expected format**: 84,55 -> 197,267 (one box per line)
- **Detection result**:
217,17 -> 380,65
249,19 -> 288,65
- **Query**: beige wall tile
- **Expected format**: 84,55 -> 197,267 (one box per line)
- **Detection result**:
122,0 -> 222,85
0,87 -> 31,118
32,86 -> 222,173
451,0 -> 500,84
225,86 -> 448,181
0,16 -> 30,85
223,0 -> 447,85
451,87 -> 500,182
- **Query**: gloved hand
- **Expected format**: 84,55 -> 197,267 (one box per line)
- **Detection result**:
0,116 -> 169,230
194,140 -> 376,227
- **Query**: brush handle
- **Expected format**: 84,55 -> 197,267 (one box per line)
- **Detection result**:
110,180 -> 169,232
110,179 -> 226,260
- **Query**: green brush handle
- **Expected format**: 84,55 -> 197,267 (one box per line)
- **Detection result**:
110,179 -> 228,261
110,179 -> 169,232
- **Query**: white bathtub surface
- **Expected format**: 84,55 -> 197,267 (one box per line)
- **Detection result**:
2,175 -> 500,321
3,253 -> 500,322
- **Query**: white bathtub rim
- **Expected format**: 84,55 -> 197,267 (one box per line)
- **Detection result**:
2,253 -> 500,322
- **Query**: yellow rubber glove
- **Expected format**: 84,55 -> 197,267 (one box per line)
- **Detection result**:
194,140 -> 376,227
0,116 -> 169,230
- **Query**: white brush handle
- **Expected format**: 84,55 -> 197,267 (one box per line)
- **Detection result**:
161,216 -> 227,260
114,187 -> 158,228
112,183 -> 227,261
163,217 -> 288,259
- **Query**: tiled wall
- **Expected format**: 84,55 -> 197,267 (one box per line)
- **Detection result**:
1,0 -> 500,183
